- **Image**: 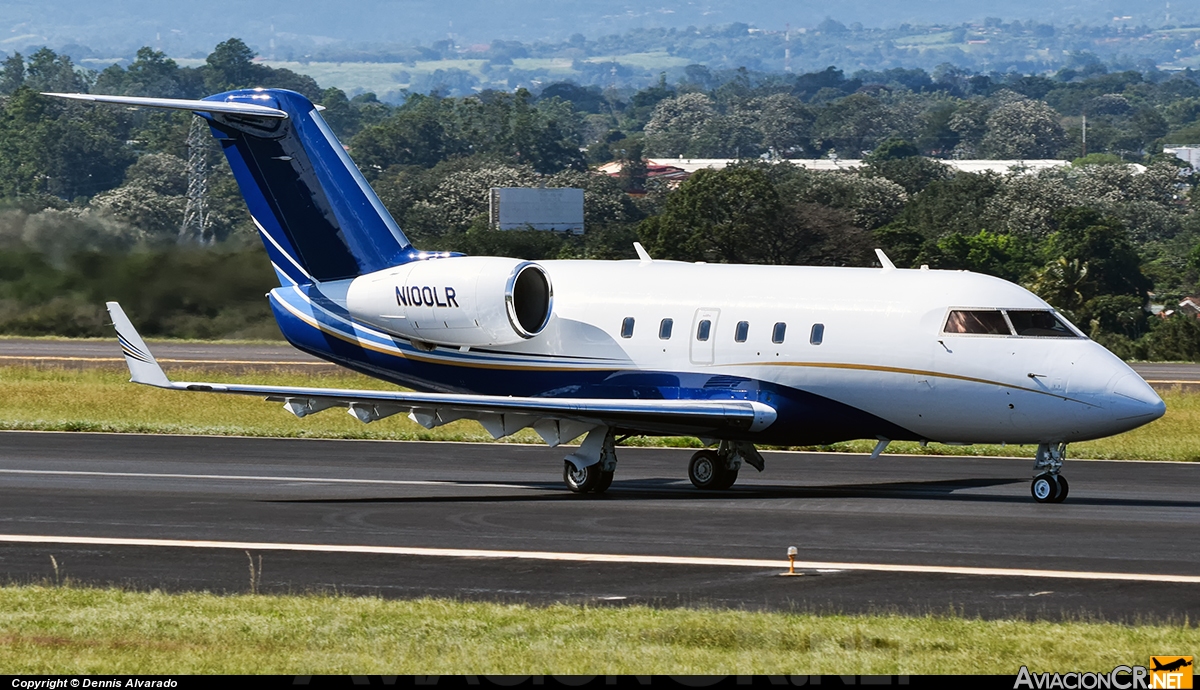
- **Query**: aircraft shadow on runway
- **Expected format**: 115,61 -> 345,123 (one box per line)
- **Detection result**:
269,476 -> 1200,508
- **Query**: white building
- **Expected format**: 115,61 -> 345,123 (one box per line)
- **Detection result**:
598,158 -> 1076,177
1164,146 -> 1200,170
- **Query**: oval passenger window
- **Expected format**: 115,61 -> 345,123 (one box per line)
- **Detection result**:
772,322 -> 786,344
735,321 -> 749,342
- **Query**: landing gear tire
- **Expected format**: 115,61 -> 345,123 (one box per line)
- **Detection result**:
689,450 -> 737,490
1027,472 -> 1065,504
1050,475 -> 1069,503
714,468 -> 738,490
593,469 -> 615,493
564,461 -> 611,494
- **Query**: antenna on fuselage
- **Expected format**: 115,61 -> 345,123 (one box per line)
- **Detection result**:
634,242 -> 653,263
875,248 -> 896,271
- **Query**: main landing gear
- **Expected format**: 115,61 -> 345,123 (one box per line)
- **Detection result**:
563,461 -> 614,493
687,441 -> 764,490
1031,443 -> 1069,504
562,427 -> 616,494
559,431 -> 766,495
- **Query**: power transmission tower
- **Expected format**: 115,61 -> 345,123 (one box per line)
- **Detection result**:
180,115 -> 210,244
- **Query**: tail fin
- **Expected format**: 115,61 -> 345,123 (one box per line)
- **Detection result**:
45,89 -> 414,285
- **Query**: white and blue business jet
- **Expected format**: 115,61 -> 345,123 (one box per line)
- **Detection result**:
48,89 -> 1166,503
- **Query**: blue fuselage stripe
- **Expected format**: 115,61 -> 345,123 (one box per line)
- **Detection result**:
267,289 -> 919,445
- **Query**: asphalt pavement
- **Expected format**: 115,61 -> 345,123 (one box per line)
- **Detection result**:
0,432 -> 1197,622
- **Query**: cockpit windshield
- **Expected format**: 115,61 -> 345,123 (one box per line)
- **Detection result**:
944,310 -> 1010,335
1005,310 -> 1077,337
943,309 -> 1080,338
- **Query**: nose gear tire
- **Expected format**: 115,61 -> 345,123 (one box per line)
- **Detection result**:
1031,473 -> 1059,503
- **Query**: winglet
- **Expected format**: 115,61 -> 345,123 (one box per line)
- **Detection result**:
875,248 -> 897,271
105,302 -> 172,388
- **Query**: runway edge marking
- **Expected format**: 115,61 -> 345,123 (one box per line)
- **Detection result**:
1,534 -> 1198,584
0,468 -> 532,490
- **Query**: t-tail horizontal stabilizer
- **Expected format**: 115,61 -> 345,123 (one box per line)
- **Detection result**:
45,89 -> 412,288
43,93 -> 289,119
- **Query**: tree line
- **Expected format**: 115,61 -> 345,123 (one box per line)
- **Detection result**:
0,39 -> 1198,359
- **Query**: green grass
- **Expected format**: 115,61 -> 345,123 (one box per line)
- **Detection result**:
0,333 -> 285,344
249,55 -> 692,96
892,31 -> 960,46
510,57 -> 577,73
259,60 -> 423,94
0,585 -> 1195,674
581,52 -> 693,69
0,365 -> 537,443
0,365 -> 1193,459
803,386 -> 1200,462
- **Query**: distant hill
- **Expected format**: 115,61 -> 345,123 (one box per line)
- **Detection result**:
4,0 -> 1197,58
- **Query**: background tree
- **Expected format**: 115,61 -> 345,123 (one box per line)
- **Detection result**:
23,48 -> 89,94
864,138 -> 953,194
980,98 -> 1068,159
643,93 -> 717,157
0,53 -> 25,95
637,167 -> 783,264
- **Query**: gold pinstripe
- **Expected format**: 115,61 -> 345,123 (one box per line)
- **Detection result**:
276,297 -> 619,372
278,298 -> 1095,404
724,360 -> 1094,405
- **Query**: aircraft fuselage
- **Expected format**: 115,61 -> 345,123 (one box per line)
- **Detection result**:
269,259 -> 1165,447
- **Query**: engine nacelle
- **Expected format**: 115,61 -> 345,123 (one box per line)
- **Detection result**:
345,256 -> 553,348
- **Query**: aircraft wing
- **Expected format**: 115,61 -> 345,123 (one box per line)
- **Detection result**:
107,302 -> 777,445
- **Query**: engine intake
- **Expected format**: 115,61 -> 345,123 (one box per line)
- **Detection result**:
508,262 -> 552,337
346,256 -> 553,348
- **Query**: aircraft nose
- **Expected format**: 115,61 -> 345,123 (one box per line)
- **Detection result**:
1109,373 -> 1166,423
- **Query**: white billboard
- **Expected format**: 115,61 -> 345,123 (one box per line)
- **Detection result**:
489,187 -> 585,233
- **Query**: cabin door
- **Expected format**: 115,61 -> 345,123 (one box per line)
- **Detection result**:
690,308 -> 720,365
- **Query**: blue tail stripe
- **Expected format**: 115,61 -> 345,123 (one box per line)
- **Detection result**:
201,89 -> 412,285
214,133 -> 313,286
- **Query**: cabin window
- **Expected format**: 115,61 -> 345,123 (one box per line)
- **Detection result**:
735,321 -> 749,342
621,317 -> 635,338
943,310 -> 1010,335
659,318 -> 673,340
772,322 -> 786,344
1006,310 -> 1078,338
696,319 -> 712,341
810,323 -> 824,345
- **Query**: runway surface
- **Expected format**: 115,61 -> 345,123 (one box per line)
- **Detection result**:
1,431 -> 1198,621
0,337 -> 333,369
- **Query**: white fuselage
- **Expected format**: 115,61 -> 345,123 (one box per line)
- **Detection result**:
328,258 -> 1165,446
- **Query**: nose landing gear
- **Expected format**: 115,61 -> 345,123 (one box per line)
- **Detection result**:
1031,443 -> 1069,503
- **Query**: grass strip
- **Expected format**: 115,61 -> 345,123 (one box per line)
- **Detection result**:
0,585 -> 1196,674
0,365 -> 1195,460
